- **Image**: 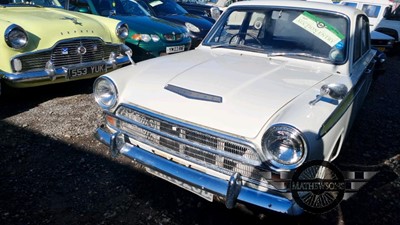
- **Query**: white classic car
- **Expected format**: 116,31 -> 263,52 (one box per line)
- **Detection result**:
94,0 -> 376,215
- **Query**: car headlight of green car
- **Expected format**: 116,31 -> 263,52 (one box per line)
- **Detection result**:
131,33 -> 161,42
5,24 -> 28,49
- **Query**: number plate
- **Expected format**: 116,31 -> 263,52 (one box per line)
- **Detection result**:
145,167 -> 214,202
68,64 -> 107,78
166,45 -> 185,54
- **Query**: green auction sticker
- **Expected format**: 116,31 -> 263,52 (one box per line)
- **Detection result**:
293,11 -> 344,47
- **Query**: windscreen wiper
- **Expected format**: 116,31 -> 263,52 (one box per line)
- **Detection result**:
210,43 -> 265,53
268,52 -> 329,62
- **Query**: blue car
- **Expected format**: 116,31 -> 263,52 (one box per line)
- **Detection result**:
138,0 -> 214,48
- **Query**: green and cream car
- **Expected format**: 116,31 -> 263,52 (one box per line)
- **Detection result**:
0,0 -> 132,94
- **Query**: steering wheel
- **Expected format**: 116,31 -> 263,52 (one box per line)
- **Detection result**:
229,32 -> 262,46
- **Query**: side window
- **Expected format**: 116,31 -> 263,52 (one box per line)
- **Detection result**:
353,15 -> 370,63
362,4 -> 381,18
137,0 -> 151,13
343,2 -> 357,8
361,16 -> 370,55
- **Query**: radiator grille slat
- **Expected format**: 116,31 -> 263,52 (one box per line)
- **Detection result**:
16,38 -> 121,72
115,105 -> 269,188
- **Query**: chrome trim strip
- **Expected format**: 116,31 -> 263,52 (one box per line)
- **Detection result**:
319,53 -> 375,137
9,37 -> 113,59
2,56 -> 130,84
95,127 -> 303,215
165,84 -> 223,103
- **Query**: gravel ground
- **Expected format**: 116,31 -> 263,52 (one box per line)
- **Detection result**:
0,55 -> 399,225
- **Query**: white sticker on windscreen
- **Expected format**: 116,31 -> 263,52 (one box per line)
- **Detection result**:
293,11 -> 345,47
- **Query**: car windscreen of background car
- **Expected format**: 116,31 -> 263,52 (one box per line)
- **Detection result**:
5,0 -> 62,7
148,0 -> 188,16
93,0 -> 150,16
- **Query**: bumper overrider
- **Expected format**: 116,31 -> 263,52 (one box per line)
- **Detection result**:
2,44 -> 132,88
95,126 -> 303,215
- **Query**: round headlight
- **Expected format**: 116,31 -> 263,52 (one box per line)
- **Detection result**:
185,22 -> 200,33
262,124 -> 307,170
5,24 -> 28,49
116,22 -> 129,40
141,34 -> 151,42
151,34 -> 160,42
93,77 -> 118,109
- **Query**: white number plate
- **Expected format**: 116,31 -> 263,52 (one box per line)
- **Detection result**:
68,64 -> 107,78
166,45 -> 185,54
145,167 -> 214,202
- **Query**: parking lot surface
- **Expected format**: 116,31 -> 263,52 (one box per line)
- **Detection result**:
1,55 -> 399,225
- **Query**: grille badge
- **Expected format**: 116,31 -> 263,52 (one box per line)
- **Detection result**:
77,45 -> 87,55
61,47 -> 69,55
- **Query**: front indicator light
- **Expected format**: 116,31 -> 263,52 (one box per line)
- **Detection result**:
106,114 -> 117,127
132,34 -> 151,42
12,58 -> 22,72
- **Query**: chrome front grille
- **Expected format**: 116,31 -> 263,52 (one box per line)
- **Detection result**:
163,33 -> 184,42
16,38 -> 121,72
114,105 -> 269,188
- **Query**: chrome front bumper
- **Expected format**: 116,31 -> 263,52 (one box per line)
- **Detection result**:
2,54 -> 131,88
96,127 -> 303,215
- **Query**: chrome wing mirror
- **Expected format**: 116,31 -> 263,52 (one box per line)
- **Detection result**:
309,83 -> 348,105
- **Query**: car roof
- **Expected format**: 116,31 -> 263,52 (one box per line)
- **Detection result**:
230,0 -> 363,18
339,0 -> 392,5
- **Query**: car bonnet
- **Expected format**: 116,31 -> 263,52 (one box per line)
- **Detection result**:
161,14 -> 213,31
112,15 -> 187,35
116,50 -> 333,138
2,7 -> 116,49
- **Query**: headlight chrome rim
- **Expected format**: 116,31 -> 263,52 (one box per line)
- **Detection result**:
5,24 -> 28,49
93,76 -> 118,110
262,124 -> 307,171
116,22 -> 129,40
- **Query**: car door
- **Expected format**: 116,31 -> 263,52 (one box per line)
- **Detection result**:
350,14 -> 375,119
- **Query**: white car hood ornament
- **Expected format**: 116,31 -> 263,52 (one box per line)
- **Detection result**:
165,84 -> 223,103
